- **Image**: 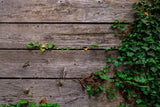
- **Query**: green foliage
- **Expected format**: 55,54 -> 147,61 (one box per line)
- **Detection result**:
27,42 -> 55,53
47,43 -> 55,50
0,100 -> 60,107
91,44 -> 99,48
86,0 -> 160,106
113,0 -> 160,106
27,42 -> 34,49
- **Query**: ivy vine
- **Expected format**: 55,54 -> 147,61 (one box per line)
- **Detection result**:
86,0 -> 160,107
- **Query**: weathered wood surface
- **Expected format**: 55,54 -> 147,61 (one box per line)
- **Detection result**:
0,24 -> 121,49
0,79 -> 124,107
0,50 -> 111,78
0,0 -> 138,22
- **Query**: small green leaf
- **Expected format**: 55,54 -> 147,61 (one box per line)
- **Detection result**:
98,85 -> 104,91
40,48 -> 46,53
91,44 -> 99,48
66,47 -> 71,50
100,74 -> 110,80
39,103 -> 46,107
151,67 -> 158,73
108,84 -> 112,88
106,89 -> 110,93
111,94 -> 115,98
61,48 -> 64,50
132,93 -> 137,98
120,27 -> 125,31
30,102 -> 37,107
112,25 -> 118,29
55,47 -> 59,50
103,65 -> 109,68
48,43 -> 55,50
127,52 -> 134,57
104,69 -> 108,73
41,44 -> 48,49
47,104 -> 53,107
114,61 -> 121,67
87,86 -> 92,92
113,88 -> 117,93
27,42 -> 34,49
136,99 -> 143,104
107,57 -> 114,63
53,104 -> 60,107
115,20 -> 119,23
34,41 -> 40,47
107,94 -> 111,98
94,72 -> 100,75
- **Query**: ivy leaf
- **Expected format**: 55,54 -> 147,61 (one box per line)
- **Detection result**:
40,48 -> 46,53
48,43 -> 55,50
136,99 -> 143,104
104,69 -> 108,73
34,41 -> 40,47
107,57 -> 114,63
98,85 -> 104,91
39,103 -> 46,107
66,47 -> 71,50
111,94 -> 115,98
115,20 -> 119,23
112,88 -> 117,93
53,104 -> 60,107
87,86 -> 92,92
29,102 -> 36,107
127,51 -> 134,57
114,61 -> 122,67
132,93 -> 137,98
41,44 -> 48,49
120,27 -> 125,31
27,42 -> 34,49
91,44 -> 99,48
151,67 -> 158,73
100,74 -> 110,80
106,89 -> 110,93
123,69 -> 130,75
94,72 -> 100,75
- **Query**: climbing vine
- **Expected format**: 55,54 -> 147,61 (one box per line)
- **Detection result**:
85,0 -> 160,107
0,100 -> 60,107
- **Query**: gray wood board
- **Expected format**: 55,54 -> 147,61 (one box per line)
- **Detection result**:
0,0 -> 138,22
0,50 -> 115,78
0,24 -> 121,49
0,79 -> 124,107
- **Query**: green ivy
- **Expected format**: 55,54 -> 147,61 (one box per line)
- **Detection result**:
86,0 -> 160,106
0,100 -> 60,107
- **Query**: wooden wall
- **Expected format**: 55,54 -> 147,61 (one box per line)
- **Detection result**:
0,0 -> 137,106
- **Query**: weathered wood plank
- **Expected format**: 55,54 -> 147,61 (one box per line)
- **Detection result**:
0,0 -> 138,22
0,24 -> 121,49
0,50 -> 110,78
0,79 -> 124,107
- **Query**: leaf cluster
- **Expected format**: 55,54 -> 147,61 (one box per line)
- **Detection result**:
86,0 -> 160,106
0,100 -> 60,107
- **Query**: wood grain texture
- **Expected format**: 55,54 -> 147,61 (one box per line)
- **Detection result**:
0,79 -> 124,107
0,24 -> 121,49
0,0 -> 138,22
0,50 -> 110,78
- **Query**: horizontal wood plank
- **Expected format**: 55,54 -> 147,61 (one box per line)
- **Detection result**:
0,79 -> 123,107
0,24 -> 121,49
0,50 -> 111,78
0,0 -> 138,22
